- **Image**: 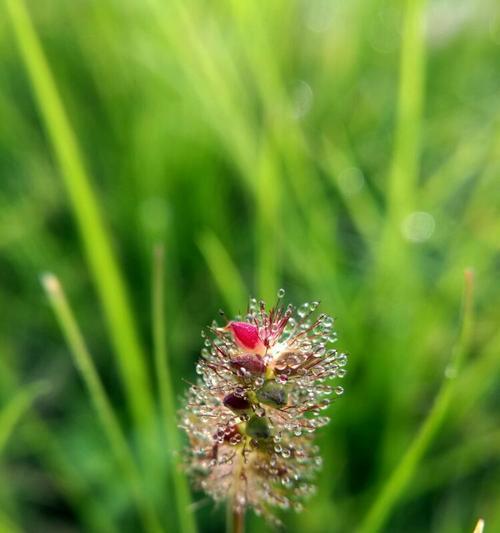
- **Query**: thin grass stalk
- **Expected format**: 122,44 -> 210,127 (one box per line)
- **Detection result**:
41,274 -> 163,533
152,245 -> 197,533
146,0 -> 257,193
0,510 -> 21,533
198,232 -> 248,316
373,0 -> 428,482
0,383 -> 47,533
0,356 -> 117,533
375,0 -> 427,306
359,269 -> 475,533
383,0 -> 427,243
4,0 -> 157,464
0,382 -> 47,456
255,138 -> 279,301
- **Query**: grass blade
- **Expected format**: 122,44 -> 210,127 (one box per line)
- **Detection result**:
255,137 -> 280,302
41,273 -> 163,533
0,382 -> 47,456
152,245 -> 197,533
359,269 -> 475,533
198,231 -> 247,315
386,0 -> 427,221
378,0 -> 427,273
0,356 -> 117,533
4,0 -> 156,452
0,511 -> 21,533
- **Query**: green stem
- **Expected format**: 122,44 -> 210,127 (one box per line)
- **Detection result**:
359,270 -> 475,533
42,274 -> 163,533
152,245 -> 197,533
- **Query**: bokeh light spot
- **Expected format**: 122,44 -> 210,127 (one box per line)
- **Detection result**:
401,211 -> 435,243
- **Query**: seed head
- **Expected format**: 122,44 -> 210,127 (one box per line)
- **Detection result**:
179,290 -> 347,524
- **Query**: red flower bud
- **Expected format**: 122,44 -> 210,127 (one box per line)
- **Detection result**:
227,321 -> 265,354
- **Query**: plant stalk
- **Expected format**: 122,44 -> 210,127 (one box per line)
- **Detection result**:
226,502 -> 244,533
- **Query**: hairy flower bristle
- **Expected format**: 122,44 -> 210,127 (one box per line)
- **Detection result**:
179,290 -> 347,524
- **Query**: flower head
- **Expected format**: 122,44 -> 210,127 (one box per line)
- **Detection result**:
179,290 -> 347,524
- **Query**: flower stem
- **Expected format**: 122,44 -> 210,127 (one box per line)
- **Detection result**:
226,503 -> 244,533
233,509 -> 244,533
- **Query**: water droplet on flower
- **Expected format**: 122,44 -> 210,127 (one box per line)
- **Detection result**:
234,387 -> 245,398
254,406 -> 266,417
277,288 -> 286,298
298,303 -> 310,318
254,376 -> 265,387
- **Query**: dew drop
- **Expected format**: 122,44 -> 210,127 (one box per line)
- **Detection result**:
298,303 -> 310,318
254,406 -> 266,417
254,376 -> 265,387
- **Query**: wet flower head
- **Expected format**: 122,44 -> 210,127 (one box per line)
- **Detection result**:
179,290 -> 347,524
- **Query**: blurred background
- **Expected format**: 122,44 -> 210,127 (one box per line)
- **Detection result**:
1,0 -> 499,532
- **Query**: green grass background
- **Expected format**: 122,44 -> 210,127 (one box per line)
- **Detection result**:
0,0 -> 499,531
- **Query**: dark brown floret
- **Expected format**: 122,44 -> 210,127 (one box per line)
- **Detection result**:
223,392 -> 251,412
